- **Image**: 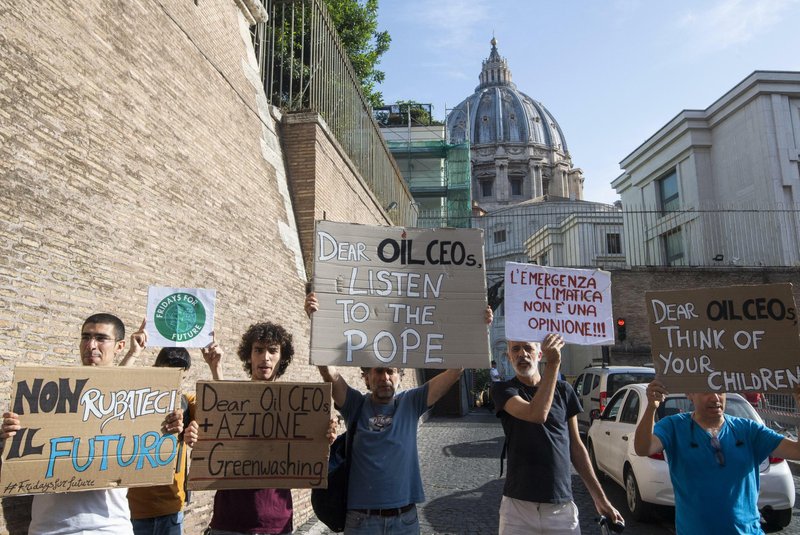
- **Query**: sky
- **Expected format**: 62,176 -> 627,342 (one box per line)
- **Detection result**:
375,0 -> 800,204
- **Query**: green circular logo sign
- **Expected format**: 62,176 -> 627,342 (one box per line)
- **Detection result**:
154,293 -> 206,342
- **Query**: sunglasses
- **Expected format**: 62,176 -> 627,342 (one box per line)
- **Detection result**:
709,435 -> 725,467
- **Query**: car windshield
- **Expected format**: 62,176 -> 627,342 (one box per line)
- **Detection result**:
656,396 -> 756,421
607,372 -> 655,396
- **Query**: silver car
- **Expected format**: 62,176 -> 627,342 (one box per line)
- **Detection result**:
587,384 -> 795,530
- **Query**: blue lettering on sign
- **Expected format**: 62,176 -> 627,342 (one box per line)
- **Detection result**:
45,433 -> 178,478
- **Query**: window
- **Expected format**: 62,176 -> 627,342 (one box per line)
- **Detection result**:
510,178 -> 522,196
481,180 -> 493,197
658,170 -> 679,213
581,374 -> 596,396
606,233 -> 621,254
620,391 -> 641,424
539,252 -> 549,266
604,391 -> 626,420
664,228 -> 685,266
573,374 -> 585,395
494,229 -> 506,244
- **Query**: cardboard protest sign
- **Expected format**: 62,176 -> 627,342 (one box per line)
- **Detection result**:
188,381 -> 332,491
646,283 -> 800,392
145,286 -> 216,348
1,366 -> 182,496
504,262 -> 613,345
310,220 -> 489,368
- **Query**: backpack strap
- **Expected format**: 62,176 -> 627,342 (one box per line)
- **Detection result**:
344,395 -> 366,461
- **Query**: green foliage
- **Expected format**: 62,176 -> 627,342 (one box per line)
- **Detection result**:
374,101 -> 444,127
325,0 -> 391,108
473,367 -> 491,395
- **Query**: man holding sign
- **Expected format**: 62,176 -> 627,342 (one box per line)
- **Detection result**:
491,336 -> 622,534
306,292 -> 492,534
1,313 -> 184,535
187,322 -> 337,535
635,381 -> 800,534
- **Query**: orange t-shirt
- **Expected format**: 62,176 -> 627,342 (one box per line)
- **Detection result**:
128,393 -> 196,519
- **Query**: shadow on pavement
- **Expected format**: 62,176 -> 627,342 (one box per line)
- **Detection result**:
421,479 -> 504,534
441,436 -> 505,459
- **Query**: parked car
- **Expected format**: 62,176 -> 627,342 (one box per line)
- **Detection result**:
587,384 -> 795,529
573,366 -> 655,435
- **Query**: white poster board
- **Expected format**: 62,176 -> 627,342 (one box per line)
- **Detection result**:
504,262 -> 613,345
311,221 -> 490,368
145,286 -> 216,348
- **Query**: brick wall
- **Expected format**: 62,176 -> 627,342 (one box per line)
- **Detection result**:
278,111 -> 429,524
608,268 -> 800,364
0,0 -> 400,532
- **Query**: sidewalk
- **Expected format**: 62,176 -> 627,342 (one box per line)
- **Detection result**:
295,409 -> 503,535
295,408 -> 674,535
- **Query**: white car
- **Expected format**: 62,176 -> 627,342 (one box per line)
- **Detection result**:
587,384 -> 795,530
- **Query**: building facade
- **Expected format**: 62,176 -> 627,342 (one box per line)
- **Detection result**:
447,39 -> 585,211
612,71 -> 800,268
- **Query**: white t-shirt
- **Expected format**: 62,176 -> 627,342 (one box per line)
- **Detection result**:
490,367 -> 501,382
29,489 -> 133,535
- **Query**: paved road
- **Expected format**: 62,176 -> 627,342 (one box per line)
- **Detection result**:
297,408 -> 800,534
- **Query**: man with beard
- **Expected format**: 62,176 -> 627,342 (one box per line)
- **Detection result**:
306,293 -> 492,535
635,379 -> 800,534
491,337 -> 622,534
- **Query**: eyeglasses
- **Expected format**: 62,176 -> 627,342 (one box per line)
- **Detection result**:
710,435 -> 725,467
80,333 -> 119,345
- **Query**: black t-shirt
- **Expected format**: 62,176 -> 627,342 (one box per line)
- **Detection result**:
491,377 -> 582,503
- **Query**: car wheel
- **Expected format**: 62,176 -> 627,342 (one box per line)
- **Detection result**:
762,507 -> 792,531
588,442 -> 603,480
625,467 -> 651,521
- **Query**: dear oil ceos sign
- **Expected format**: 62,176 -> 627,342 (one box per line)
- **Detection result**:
647,283 -> 800,392
1,366 -> 182,496
311,221 -> 489,368
188,381 -> 332,490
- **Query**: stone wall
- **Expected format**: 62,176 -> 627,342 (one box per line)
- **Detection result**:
0,0 -> 404,532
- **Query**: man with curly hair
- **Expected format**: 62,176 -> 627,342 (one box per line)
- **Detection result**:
192,322 -> 294,535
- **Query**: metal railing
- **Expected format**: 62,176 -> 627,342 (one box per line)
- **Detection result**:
251,0 -> 416,226
417,202 -> 800,269
757,393 -> 798,439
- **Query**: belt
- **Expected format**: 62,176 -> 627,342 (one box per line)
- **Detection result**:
351,504 -> 414,517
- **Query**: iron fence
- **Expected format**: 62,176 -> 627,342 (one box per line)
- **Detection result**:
417,202 -> 800,269
251,0 -> 415,226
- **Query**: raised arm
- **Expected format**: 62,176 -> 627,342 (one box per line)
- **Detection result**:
119,318 -> 147,366
569,416 -> 624,523
201,331 -> 224,380
634,379 -> 667,456
771,386 -> 800,460
318,365 -> 349,408
425,306 -> 493,407
500,334 -> 564,423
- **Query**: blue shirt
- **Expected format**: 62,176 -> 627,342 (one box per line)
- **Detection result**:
340,384 -> 429,509
654,413 -> 784,535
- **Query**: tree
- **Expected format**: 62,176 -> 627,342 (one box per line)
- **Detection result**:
374,101 -> 444,127
324,0 -> 391,108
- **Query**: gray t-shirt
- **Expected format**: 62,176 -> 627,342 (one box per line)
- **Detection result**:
340,384 -> 429,509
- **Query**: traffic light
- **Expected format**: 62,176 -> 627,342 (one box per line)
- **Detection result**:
616,318 -> 627,342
